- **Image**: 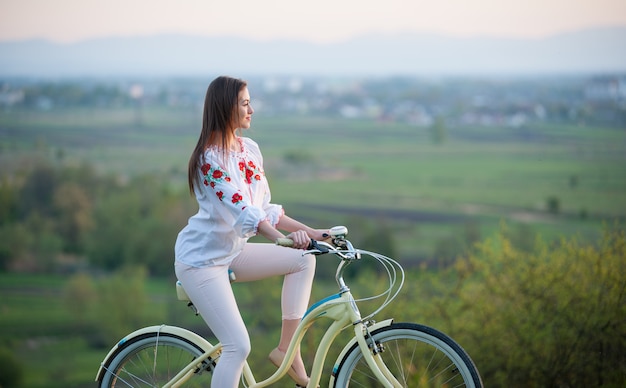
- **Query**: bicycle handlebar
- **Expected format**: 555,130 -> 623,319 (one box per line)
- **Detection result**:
275,238 -> 335,255
276,227 -> 405,317
275,237 -> 296,247
276,225 -> 350,253
276,234 -> 359,293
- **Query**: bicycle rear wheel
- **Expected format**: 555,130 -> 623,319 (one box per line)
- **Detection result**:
99,332 -> 215,388
333,322 -> 482,387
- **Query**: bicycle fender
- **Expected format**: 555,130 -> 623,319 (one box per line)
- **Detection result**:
95,324 -> 215,382
329,319 -> 394,384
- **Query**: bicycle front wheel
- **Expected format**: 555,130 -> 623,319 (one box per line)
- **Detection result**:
99,332 -> 215,388
333,322 -> 482,388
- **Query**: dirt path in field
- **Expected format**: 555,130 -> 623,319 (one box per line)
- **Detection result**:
298,203 -> 468,223
299,202 -> 560,224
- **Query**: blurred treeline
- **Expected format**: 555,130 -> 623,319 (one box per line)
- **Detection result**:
0,158 -> 624,387
0,160 -> 188,275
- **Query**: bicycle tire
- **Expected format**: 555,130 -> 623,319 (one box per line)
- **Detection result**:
99,332 -> 215,388
333,322 -> 482,388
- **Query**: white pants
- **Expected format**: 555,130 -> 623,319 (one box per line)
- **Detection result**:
174,243 -> 316,388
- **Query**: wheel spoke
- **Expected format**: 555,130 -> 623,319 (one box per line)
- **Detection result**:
99,334 -> 211,388
333,323 -> 482,387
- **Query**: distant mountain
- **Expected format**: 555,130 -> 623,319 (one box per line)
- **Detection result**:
1,27 -> 625,78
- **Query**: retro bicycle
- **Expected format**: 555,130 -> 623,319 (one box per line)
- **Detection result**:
95,226 -> 483,387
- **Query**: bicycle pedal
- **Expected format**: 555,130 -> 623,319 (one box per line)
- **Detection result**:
187,302 -> 199,315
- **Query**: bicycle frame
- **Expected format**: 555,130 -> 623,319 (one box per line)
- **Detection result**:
245,289 -> 400,388
97,232 -> 406,387
97,231 -> 483,387
96,288 -> 401,388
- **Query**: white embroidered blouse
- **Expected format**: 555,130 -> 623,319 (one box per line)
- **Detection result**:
175,137 -> 284,267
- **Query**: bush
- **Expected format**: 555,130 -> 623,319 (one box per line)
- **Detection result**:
546,195 -> 560,214
0,347 -> 24,387
443,224 -> 626,387
64,266 -> 158,346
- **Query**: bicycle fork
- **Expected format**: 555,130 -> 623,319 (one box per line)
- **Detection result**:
354,321 -> 403,388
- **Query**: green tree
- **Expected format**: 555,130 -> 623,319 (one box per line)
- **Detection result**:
1,162 -> 108,270
86,185 -> 149,271
93,266 -> 155,344
546,195 -> 560,214
64,272 -> 97,327
17,163 -> 59,219
0,347 -> 24,387
439,225 -> 626,387
433,235 -> 464,269
0,177 -> 18,226
13,213 -> 63,272
86,178 -> 186,275
123,216 -> 180,275
53,182 -> 94,253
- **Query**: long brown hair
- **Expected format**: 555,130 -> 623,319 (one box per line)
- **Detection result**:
187,76 -> 247,195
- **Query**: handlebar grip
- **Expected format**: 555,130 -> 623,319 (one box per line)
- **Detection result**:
275,238 -> 294,247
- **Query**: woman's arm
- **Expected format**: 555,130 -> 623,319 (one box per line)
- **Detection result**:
276,215 -> 312,235
257,215 -> 329,249
257,220 -> 309,249
277,215 -> 329,241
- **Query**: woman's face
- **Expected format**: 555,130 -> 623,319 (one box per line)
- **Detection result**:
236,87 -> 254,129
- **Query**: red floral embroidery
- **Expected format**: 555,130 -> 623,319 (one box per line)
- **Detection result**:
241,159 -> 263,184
200,159 -> 258,209
201,163 -> 230,187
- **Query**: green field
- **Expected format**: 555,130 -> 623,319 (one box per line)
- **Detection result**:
1,106 -> 625,386
3,106 -> 623,259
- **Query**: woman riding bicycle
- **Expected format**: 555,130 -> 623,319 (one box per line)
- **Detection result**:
174,75 -> 328,388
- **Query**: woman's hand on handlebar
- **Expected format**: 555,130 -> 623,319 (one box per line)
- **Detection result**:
285,228 -> 330,249
285,230 -> 311,249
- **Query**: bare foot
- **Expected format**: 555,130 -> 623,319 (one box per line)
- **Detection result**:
269,347 -> 309,387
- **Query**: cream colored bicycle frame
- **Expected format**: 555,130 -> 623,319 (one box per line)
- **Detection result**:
97,290 -> 403,388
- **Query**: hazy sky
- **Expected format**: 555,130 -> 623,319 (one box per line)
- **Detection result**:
1,0 -> 625,43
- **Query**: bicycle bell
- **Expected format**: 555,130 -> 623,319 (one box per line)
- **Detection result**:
329,226 -> 348,239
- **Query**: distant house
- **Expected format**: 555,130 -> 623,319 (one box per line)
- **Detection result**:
0,88 -> 24,107
585,76 -> 626,102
